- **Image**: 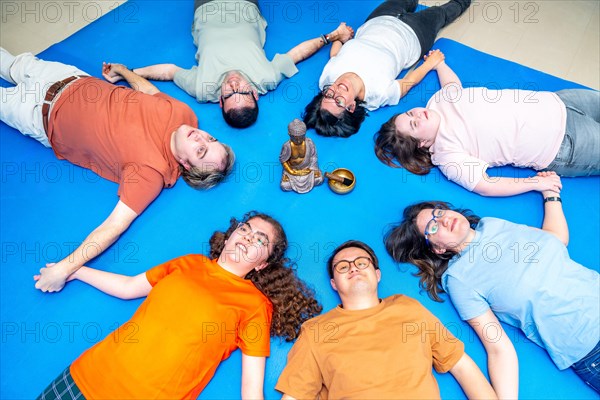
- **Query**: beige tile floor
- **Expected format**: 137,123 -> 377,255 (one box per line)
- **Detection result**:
430,0 -> 600,89
1,0 -> 598,89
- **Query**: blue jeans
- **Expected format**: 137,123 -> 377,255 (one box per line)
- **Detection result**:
572,341 -> 600,393
546,89 -> 600,176
366,0 -> 471,59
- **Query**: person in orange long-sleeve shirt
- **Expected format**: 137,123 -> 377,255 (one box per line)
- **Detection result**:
36,211 -> 322,400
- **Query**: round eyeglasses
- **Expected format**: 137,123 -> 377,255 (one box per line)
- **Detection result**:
322,85 -> 354,112
424,205 -> 446,247
236,222 -> 269,247
221,90 -> 255,102
332,256 -> 373,274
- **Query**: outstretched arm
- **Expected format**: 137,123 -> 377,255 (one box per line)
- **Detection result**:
330,41 -> 344,58
241,354 -> 266,400
33,200 -> 138,292
538,171 -> 568,245
68,267 -> 151,300
102,62 -> 160,95
450,353 -> 498,399
473,171 -> 562,197
286,23 -> 354,64
132,64 -> 182,82
468,310 -> 519,400
435,59 -> 462,88
397,49 -> 445,98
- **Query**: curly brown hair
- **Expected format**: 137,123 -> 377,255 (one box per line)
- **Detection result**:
384,201 -> 481,302
374,114 -> 434,175
209,211 -> 322,341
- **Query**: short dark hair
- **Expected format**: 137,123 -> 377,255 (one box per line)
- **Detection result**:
327,240 -> 380,279
374,114 -> 434,175
303,93 -> 368,138
222,98 -> 259,128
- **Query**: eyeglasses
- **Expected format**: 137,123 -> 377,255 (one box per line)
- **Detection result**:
322,85 -> 354,112
332,256 -> 373,274
236,222 -> 269,247
424,205 -> 446,247
221,89 -> 255,102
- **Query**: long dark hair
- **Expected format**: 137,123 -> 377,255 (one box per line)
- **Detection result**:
384,201 -> 481,302
209,211 -> 322,341
374,114 -> 434,175
303,93 -> 368,138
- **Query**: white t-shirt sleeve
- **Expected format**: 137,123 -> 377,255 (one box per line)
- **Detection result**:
387,80 -> 402,105
361,80 -> 402,110
444,274 -> 490,321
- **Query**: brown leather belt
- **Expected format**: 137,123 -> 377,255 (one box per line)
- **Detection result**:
41,75 -> 85,134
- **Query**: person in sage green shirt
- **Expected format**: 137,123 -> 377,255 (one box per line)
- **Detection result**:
133,0 -> 354,128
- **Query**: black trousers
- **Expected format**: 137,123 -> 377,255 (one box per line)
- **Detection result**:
366,0 -> 471,58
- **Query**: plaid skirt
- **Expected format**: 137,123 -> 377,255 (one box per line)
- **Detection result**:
37,366 -> 84,400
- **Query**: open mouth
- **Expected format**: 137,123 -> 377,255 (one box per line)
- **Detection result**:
451,218 -> 456,232
236,243 -> 248,254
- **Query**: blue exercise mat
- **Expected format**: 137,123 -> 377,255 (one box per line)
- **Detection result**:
1,1 -> 598,398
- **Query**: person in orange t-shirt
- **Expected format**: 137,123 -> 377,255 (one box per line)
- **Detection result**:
0,49 -> 235,294
276,240 -> 497,400
37,211 -> 322,400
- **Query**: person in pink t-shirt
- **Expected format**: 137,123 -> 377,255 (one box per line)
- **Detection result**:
374,53 -> 599,197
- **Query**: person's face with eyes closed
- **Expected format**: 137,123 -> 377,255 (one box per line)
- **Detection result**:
394,108 -> 441,148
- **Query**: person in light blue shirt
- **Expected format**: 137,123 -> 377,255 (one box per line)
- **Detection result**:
383,171 -> 600,397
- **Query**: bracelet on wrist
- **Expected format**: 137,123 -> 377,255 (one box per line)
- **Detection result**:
544,196 -> 562,203
320,34 -> 331,45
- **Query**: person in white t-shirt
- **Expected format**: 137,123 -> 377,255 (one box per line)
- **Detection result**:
374,58 -> 600,196
303,0 -> 471,138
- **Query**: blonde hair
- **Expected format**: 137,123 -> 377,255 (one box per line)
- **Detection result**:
180,143 -> 235,189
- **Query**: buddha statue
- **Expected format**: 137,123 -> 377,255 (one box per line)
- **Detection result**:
279,119 -> 323,194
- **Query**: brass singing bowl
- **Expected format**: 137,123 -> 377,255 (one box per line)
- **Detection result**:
327,168 -> 356,194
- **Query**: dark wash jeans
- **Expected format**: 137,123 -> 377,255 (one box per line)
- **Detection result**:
572,340 -> 600,393
366,0 -> 471,59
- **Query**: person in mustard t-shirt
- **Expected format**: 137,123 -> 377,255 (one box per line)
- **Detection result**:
0,49 -> 235,294
276,240 -> 497,399
36,211 -> 322,400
